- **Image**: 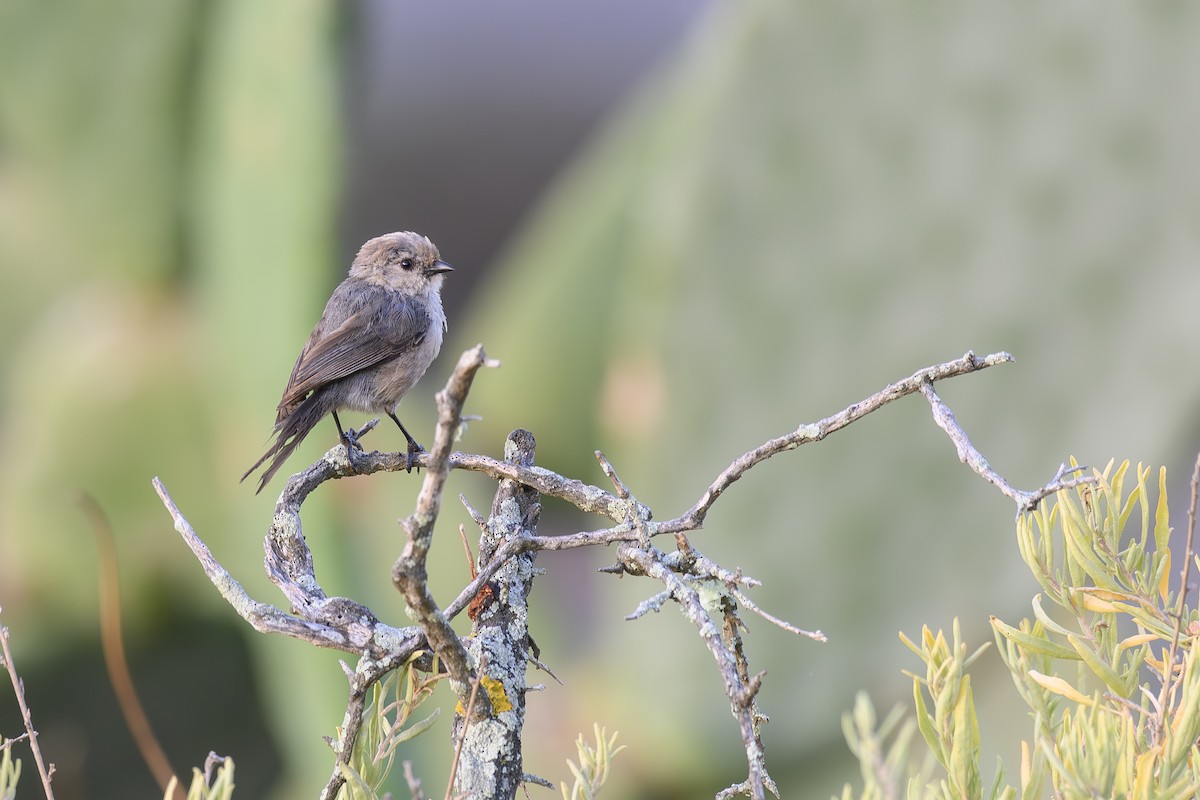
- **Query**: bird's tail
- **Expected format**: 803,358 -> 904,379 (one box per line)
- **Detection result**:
241,393 -> 332,494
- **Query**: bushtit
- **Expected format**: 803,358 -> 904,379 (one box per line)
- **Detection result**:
242,231 -> 453,493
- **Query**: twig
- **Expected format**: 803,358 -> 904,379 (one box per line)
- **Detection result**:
0,611 -> 56,799
657,350 -> 1015,535
717,597 -> 774,800
392,344 -> 495,711
403,761 -> 428,800
1155,450 -> 1200,737
730,587 -> 826,642
626,589 -> 672,621
318,668 -> 370,800
282,445 -> 631,523
153,478 -> 425,659
0,732 -> 29,750
1186,452 -> 1200,616
460,495 -> 488,532
596,450 -> 650,546
918,382 -> 1094,513
617,545 -> 777,800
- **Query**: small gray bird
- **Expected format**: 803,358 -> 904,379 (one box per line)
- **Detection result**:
242,231 -> 453,493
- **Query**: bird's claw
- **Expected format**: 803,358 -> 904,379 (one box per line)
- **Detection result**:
341,427 -> 365,452
405,440 -> 426,473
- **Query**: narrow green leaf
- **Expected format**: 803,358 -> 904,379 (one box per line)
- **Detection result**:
948,675 -> 981,797
1019,736 -> 1047,800
1167,648 -> 1200,764
1066,634 -> 1128,697
1057,493 -> 1091,587
337,761 -> 373,800
1132,462 -> 1150,549
1061,500 -> 1120,591
913,679 -> 947,770
1030,594 -> 1078,638
393,707 -> 440,745
991,616 -> 1078,661
1155,466 -> 1172,551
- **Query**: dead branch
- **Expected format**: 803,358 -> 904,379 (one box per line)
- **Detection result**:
152,347 -> 1083,800
391,345 -> 496,713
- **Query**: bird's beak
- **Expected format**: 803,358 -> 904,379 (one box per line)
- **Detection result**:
427,260 -> 454,276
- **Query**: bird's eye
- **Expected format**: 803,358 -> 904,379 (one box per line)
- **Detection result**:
400,258 -> 414,271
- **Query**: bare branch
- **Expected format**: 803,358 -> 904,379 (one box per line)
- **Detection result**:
459,494 -> 488,531
730,587 -> 826,642
617,544 -> 777,800
318,675 -> 369,800
597,451 -> 651,545
155,346 -> 1079,800
1188,451 -> 1200,611
0,611 -> 56,799
450,451 -> 635,520
393,344 -> 495,710
654,351 -> 1015,535
595,450 -> 631,500
153,478 -> 425,658
626,589 -> 673,621
523,772 -> 556,789
444,522 -> 646,622
281,444 -> 630,523
918,382 -> 1095,512
916,386 -> 1099,513
403,760 -> 429,800
0,733 -> 30,750
1154,450 -> 1200,738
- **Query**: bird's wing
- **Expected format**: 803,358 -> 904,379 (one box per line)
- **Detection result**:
277,287 -> 429,414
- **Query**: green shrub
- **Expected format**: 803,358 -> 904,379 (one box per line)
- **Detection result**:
839,460 -> 1200,800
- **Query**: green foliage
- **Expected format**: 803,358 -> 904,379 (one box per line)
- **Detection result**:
902,620 -> 996,800
839,460 -> 1200,800
0,740 -> 21,800
335,656 -> 444,800
560,725 -> 626,800
837,694 -> 929,800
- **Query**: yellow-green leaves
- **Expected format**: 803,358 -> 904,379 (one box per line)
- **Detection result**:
996,460 -> 1200,798
0,741 -> 21,799
991,616 -> 1078,661
339,656 -> 444,800
842,460 -> 1200,800
836,694 -> 925,800
164,756 -> 236,800
560,725 -> 626,800
900,620 -> 989,798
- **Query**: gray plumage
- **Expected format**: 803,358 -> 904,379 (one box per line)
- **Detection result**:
242,231 -> 452,493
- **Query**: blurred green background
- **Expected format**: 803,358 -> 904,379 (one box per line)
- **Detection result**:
3,1 -> 1200,797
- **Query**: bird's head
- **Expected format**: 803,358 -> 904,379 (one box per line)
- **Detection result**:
350,231 -> 454,293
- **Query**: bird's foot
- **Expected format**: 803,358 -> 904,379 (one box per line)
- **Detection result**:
344,439 -> 373,476
405,439 -> 426,473
341,427 -> 365,452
